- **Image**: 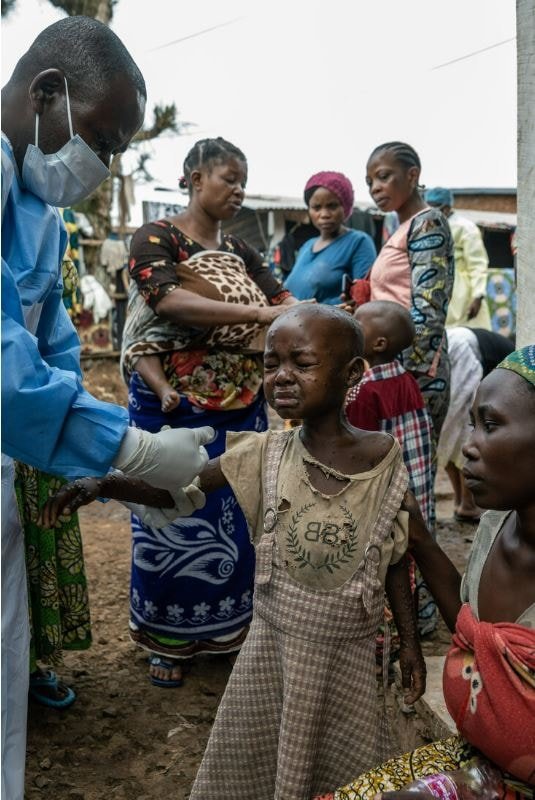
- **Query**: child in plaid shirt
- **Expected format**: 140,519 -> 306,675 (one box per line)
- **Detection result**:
346,300 -> 434,527
346,300 -> 436,635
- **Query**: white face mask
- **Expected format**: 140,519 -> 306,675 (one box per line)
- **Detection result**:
22,77 -> 111,207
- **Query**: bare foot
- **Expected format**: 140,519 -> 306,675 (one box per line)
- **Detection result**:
160,389 -> 180,413
454,506 -> 482,523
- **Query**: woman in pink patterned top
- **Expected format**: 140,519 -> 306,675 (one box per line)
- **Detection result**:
366,142 -> 454,440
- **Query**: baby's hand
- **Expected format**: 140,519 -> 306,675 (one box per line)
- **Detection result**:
39,478 -> 101,528
399,641 -> 426,705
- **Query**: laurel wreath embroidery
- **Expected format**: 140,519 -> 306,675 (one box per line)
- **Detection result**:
285,502 -> 359,573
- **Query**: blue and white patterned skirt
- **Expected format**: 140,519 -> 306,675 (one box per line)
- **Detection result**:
128,371 -> 267,643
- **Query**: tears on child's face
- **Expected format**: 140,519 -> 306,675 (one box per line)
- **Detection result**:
263,316 -> 350,420
462,370 -> 535,511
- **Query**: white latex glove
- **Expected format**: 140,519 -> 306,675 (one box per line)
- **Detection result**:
121,480 -> 206,528
113,425 -> 216,492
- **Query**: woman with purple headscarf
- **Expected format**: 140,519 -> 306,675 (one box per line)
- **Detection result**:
284,171 -> 376,304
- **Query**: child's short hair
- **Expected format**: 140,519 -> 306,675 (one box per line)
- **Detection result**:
355,300 -> 415,358
274,303 -> 364,362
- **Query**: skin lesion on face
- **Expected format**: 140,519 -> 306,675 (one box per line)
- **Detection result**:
263,314 -> 362,421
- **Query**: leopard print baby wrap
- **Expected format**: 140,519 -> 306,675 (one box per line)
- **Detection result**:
120,250 -> 269,381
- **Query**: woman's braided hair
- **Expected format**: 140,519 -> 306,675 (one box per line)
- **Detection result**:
368,141 -> 424,192
179,137 -> 247,191
368,141 -> 421,170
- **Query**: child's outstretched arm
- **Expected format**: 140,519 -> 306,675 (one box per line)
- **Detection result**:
402,491 -> 462,632
385,556 -> 426,705
40,459 -> 228,528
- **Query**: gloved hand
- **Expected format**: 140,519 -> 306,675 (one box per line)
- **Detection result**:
121,479 -> 206,528
113,425 -> 216,492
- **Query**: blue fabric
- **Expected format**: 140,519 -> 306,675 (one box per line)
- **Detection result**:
128,371 -> 267,640
425,187 -> 453,206
283,229 -> 376,304
1,135 -> 128,476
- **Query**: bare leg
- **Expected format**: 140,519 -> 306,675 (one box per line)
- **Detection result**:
135,355 -> 180,413
457,472 -> 483,520
445,461 -> 462,509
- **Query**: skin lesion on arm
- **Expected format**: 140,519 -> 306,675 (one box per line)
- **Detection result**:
104,457 -> 228,502
385,555 -> 426,704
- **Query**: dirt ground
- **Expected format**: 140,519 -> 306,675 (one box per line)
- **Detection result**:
25,358 -> 475,799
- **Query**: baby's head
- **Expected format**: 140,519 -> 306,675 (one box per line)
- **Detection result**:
263,304 -> 364,420
354,301 -> 415,364
462,345 -> 535,512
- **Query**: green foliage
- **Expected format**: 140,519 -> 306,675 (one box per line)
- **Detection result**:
1,0 -> 17,17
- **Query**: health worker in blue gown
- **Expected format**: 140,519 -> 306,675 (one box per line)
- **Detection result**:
1,18 -> 213,800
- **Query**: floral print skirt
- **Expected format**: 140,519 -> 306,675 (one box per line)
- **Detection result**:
128,373 -> 267,648
14,464 -> 92,670
314,735 -> 533,799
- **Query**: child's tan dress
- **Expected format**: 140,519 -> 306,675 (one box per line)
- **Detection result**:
189,428 -> 409,800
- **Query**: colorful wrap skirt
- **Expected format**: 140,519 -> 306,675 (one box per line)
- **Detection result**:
128,371 -> 267,648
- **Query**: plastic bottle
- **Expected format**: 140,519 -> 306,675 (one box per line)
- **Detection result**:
395,758 -> 503,799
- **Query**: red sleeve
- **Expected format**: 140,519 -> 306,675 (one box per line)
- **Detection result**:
346,384 -> 382,431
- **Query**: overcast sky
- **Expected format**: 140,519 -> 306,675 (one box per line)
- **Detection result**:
2,0 -> 517,201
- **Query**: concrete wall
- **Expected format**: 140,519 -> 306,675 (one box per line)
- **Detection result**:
452,195 -> 517,214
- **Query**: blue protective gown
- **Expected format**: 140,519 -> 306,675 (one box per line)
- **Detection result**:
1,135 -> 129,475
1,133 -> 128,800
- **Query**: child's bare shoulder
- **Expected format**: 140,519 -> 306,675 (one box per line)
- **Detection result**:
347,428 -> 396,470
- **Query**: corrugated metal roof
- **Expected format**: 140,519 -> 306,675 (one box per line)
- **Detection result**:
242,194 -> 306,211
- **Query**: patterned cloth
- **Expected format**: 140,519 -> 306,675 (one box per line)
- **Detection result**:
124,217 -> 288,648
497,344 -> 535,387
346,360 -> 436,637
128,373 -> 266,646
346,361 -> 434,528
121,220 -> 289,410
487,267 -> 516,337
128,219 -> 288,311
190,430 -> 409,799
13,255 -> 90,670
14,465 -> 91,670
318,512 -> 535,800
444,603 -> 535,783
317,736 -> 533,799
370,208 -> 454,438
